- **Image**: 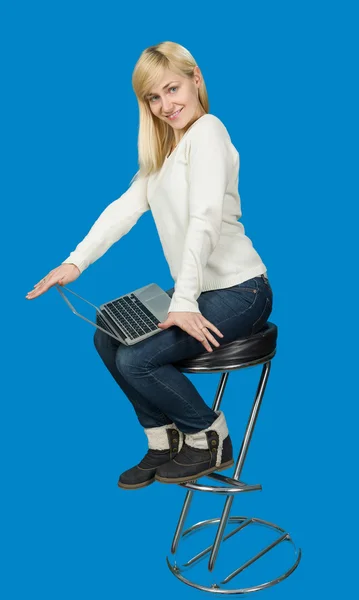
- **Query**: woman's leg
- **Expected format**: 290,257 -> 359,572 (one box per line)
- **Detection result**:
93,326 -> 173,428
114,276 -> 273,434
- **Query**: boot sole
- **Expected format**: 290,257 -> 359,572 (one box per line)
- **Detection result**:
155,459 -> 235,484
117,477 -> 155,490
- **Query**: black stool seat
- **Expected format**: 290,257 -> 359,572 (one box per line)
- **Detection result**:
173,321 -> 278,373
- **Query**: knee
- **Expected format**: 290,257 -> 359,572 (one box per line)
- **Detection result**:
114,345 -> 130,373
115,345 -> 145,378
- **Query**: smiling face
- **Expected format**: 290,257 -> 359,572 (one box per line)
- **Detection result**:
145,66 -> 206,142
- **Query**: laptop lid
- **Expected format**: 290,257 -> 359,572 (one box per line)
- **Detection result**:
55,284 -> 127,344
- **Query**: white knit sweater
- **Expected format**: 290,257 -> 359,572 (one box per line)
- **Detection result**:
62,113 -> 267,313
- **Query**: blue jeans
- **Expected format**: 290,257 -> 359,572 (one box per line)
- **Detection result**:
93,275 -> 273,434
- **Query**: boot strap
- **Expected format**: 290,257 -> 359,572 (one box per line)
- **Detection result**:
205,431 -> 219,467
167,428 -> 181,459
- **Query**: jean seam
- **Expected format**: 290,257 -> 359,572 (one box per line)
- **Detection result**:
144,334 -> 202,371
250,297 -> 271,335
138,365 -> 213,429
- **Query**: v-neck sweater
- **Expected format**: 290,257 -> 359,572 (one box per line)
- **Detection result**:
62,113 -> 267,313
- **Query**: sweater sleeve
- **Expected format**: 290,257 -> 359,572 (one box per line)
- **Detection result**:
61,173 -> 150,273
167,121 -> 234,314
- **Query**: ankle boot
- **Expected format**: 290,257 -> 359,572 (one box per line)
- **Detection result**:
155,411 -> 234,484
118,422 -> 183,489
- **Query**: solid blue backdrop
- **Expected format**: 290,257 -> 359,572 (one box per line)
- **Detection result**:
2,0 -> 357,598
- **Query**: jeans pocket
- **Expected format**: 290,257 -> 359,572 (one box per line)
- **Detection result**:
212,280 -> 259,316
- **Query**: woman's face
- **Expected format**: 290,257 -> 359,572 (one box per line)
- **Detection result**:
146,67 -> 205,136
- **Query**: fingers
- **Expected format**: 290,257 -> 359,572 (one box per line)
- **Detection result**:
26,283 -> 47,299
194,325 -> 217,352
26,275 -> 61,299
198,325 -> 221,347
26,265 -> 79,300
188,318 -> 224,353
202,318 -> 224,339
202,328 -> 218,351
195,317 -> 224,349
34,269 -> 55,287
167,313 -> 224,353
187,324 -> 213,352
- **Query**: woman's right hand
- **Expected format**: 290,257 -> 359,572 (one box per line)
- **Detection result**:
26,263 -> 81,300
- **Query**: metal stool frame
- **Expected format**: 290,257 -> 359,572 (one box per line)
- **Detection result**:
167,350 -> 302,594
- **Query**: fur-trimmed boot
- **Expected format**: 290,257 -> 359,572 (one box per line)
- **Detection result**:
155,411 -> 234,484
118,423 -> 183,490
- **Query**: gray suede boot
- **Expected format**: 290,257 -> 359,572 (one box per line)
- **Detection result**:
118,422 -> 184,490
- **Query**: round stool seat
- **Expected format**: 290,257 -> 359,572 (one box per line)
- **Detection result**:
173,321 -> 278,373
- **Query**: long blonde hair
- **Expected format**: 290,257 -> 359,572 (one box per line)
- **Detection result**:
130,41 -> 209,181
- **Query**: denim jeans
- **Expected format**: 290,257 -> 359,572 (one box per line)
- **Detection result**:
93,275 -> 273,434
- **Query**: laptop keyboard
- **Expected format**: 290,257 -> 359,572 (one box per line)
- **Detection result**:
104,294 -> 160,340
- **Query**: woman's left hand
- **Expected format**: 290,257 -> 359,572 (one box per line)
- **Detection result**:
157,311 -> 224,353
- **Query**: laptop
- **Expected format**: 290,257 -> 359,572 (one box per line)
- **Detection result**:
55,283 -> 173,345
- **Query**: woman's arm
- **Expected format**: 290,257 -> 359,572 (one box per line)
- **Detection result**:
62,173 -> 150,273
168,120 -> 235,313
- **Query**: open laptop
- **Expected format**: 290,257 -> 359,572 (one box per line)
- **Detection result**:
55,283 -> 173,345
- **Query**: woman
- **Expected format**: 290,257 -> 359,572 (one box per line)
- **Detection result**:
26,41 -> 273,490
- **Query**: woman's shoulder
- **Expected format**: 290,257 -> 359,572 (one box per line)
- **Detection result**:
186,114 -> 239,166
188,113 -> 231,142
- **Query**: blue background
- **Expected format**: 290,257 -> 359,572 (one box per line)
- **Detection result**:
2,0 -> 357,598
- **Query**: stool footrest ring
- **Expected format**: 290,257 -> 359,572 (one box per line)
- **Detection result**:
179,472 -> 262,494
167,515 -> 302,594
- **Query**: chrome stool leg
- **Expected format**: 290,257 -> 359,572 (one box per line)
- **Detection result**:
167,360 -> 302,594
170,371 -> 230,555
208,362 -> 271,572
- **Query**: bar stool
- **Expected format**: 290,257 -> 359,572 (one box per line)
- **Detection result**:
168,320 -> 302,594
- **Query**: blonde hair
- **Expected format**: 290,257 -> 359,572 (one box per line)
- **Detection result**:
130,41 -> 209,181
